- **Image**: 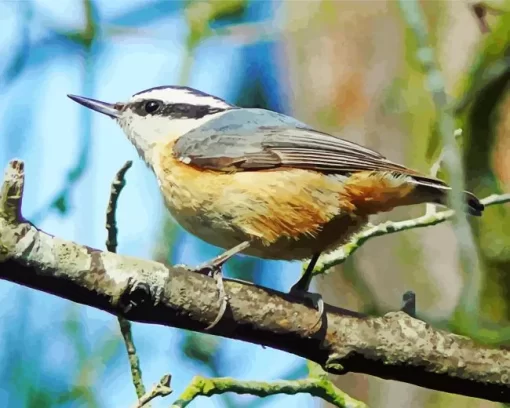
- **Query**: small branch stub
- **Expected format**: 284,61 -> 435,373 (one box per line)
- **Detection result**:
133,375 -> 172,408
0,159 -> 25,223
401,291 -> 416,317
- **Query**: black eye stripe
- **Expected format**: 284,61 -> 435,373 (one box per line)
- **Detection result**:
129,101 -> 228,118
161,104 -> 226,118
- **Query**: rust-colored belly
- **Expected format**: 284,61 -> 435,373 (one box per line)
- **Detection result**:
155,150 -> 370,260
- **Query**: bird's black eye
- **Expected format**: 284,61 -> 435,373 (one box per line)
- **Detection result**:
144,100 -> 161,114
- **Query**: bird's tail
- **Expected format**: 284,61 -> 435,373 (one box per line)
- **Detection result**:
410,176 -> 484,216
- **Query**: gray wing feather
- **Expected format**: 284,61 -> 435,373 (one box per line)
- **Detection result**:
173,108 -> 443,181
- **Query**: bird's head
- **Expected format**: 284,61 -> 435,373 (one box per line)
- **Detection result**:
68,86 -> 234,164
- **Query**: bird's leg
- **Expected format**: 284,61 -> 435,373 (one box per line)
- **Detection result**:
291,253 -> 320,292
289,253 -> 324,328
193,241 -> 250,330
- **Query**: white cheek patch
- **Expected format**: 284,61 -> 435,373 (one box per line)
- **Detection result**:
116,110 -> 229,167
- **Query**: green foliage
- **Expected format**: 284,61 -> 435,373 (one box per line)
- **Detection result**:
181,332 -> 222,366
185,0 -> 248,49
1,300 -> 123,408
2,1 -> 33,83
64,0 -> 99,49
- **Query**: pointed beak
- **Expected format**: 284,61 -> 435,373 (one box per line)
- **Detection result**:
67,94 -> 121,119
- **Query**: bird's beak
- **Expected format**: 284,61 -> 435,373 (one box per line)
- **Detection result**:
67,94 -> 122,119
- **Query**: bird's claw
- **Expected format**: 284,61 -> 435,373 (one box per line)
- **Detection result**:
289,286 -> 324,331
288,253 -> 324,330
204,267 -> 229,331
121,276 -> 165,313
192,241 -> 250,330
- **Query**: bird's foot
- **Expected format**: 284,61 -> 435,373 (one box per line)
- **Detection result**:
120,272 -> 167,314
289,253 -> 324,330
289,282 -> 324,331
193,241 -> 250,330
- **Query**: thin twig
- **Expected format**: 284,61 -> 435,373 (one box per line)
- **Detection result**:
170,376 -> 369,408
426,128 -> 462,215
471,1 -> 506,33
472,2 -> 491,33
131,375 -> 172,408
117,317 -> 146,399
429,129 -> 463,179
105,161 -> 147,401
311,193 -> 510,276
106,161 -> 132,253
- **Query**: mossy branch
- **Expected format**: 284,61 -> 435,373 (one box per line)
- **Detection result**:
170,376 -> 368,408
310,193 -> 510,276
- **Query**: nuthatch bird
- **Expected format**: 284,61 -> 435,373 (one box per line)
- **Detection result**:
68,86 -> 484,328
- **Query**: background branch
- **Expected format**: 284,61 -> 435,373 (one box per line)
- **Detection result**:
311,193 -> 510,276
170,375 -> 368,408
132,375 -> 172,408
2,160 -> 510,403
104,160 -> 148,401
107,162 -> 176,407
398,0 -> 483,328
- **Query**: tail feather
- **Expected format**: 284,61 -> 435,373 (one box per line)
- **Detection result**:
411,178 -> 484,216
462,190 -> 484,216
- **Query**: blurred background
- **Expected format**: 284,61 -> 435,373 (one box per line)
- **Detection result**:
1,0 -> 510,407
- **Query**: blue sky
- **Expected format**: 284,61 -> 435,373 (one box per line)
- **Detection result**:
0,1 -> 317,407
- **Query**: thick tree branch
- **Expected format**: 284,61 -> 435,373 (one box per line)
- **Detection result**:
1,160 -> 510,403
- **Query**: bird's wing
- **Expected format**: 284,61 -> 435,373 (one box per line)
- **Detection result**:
173,108 -> 446,185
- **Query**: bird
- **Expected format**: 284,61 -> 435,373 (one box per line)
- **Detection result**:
67,85 -> 484,329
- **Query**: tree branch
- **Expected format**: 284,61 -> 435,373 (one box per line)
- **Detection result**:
311,192 -> 510,276
170,375 -> 368,408
1,159 -> 510,403
132,374 -> 172,408
306,127 -> 509,277
399,0 -> 484,324
104,160 -> 148,401
105,160 -> 132,254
